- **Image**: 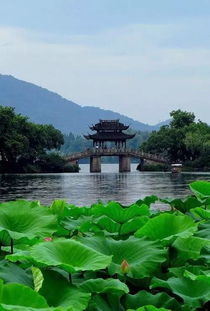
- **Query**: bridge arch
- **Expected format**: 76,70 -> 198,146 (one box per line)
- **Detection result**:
66,148 -> 168,173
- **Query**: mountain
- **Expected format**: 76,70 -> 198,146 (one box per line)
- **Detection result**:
0,74 -> 167,134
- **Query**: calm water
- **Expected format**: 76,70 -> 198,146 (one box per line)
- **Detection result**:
0,164 -> 210,206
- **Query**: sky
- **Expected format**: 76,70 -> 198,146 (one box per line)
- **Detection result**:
0,0 -> 210,124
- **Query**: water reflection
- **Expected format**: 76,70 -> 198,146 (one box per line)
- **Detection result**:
0,164 -> 210,206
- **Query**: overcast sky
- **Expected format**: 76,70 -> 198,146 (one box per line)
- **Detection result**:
0,0 -> 210,124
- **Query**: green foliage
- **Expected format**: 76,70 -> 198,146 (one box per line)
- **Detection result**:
0,105 -> 65,173
141,109 -> 210,168
0,180 -> 210,310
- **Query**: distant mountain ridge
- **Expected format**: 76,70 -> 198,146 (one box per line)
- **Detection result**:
0,74 -> 168,134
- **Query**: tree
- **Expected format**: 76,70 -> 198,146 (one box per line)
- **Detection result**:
0,105 -> 64,172
170,110 -> 195,129
141,110 -> 210,168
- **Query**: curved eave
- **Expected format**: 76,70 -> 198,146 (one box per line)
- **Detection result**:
83,135 -> 91,140
127,133 -> 136,139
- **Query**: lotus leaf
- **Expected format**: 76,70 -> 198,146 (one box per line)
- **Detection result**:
87,294 -> 123,311
62,216 -> 95,232
0,260 -> 33,287
135,213 -> 197,245
151,275 -> 210,308
39,270 -> 90,311
190,207 -> 210,220
136,195 -> 159,206
50,200 -> 69,220
190,180 -> 210,199
127,306 -> 170,311
0,200 -> 40,209
196,220 -> 210,239
80,278 -> 129,296
169,265 -> 210,278
124,290 -> 181,310
78,236 -> 166,278
161,197 -> 202,213
32,267 -> 44,292
171,236 -> 210,264
119,216 -> 149,235
0,279 -> 48,308
0,204 -> 57,242
91,201 -> 150,223
30,239 -> 112,273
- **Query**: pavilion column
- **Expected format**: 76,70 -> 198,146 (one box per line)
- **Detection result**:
119,155 -> 131,172
90,156 -> 101,173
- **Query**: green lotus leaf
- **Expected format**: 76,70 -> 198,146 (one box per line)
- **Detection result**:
32,267 -> 44,292
50,200 -> 70,220
171,236 -> 210,264
95,216 -> 120,233
80,278 -> 129,296
151,275 -> 210,308
161,196 -> 202,213
91,201 -> 150,223
30,239 -> 112,273
135,213 -> 197,245
66,206 -> 91,218
200,246 -> 210,263
62,216 -> 95,232
169,265 -> 210,278
6,249 -> 34,266
0,231 -> 12,246
0,306 -> 63,311
120,216 -> 149,235
127,307 -> 171,311
87,294 -> 123,311
39,270 -> 90,311
77,236 -> 166,278
136,195 -> 159,206
0,204 -> 57,242
0,200 -> 40,209
0,279 -> 48,308
196,220 -> 210,239
190,181 -> 210,199
125,290 -> 181,310
190,207 -> 210,220
0,260 -> 33,287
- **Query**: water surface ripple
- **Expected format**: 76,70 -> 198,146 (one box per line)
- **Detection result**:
0,164 -> 210,206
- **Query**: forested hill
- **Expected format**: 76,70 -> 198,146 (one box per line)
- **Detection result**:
0,74 -> 166,134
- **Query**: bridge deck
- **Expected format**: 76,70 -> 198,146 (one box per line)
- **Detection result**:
67,148 -> 168,164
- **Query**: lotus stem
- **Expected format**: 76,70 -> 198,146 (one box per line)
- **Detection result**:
10,238 -> 14,254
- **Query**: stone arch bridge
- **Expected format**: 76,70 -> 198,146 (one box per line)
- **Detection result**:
66,148 -> 168,172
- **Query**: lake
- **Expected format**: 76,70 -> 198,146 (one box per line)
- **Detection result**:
0,164 -> 210,206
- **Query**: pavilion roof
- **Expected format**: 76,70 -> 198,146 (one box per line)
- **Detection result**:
84,132 -> 135,141
90,119 -> 129,131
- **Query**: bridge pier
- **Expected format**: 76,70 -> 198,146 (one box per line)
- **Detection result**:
137,158 -> 144,171
119,155 -> 131,172
90,156 -> 101,173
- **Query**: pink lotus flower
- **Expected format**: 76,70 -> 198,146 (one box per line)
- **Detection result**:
44,237 -> 52,242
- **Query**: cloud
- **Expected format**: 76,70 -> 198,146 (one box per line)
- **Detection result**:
0,22 -> 210,124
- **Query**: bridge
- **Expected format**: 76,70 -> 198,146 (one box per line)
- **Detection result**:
67,148 -> 168,172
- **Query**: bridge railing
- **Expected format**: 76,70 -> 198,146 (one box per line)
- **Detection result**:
67,148 -> 168,163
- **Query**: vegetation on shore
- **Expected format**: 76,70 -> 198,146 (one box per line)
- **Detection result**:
0,180 -> 210,310
0,106 -> 79,173
141,110 -> 210,171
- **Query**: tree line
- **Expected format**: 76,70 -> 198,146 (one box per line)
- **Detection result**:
1,106 -> 209,172
0,106 -> 79,173
141,110 -> 210,170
